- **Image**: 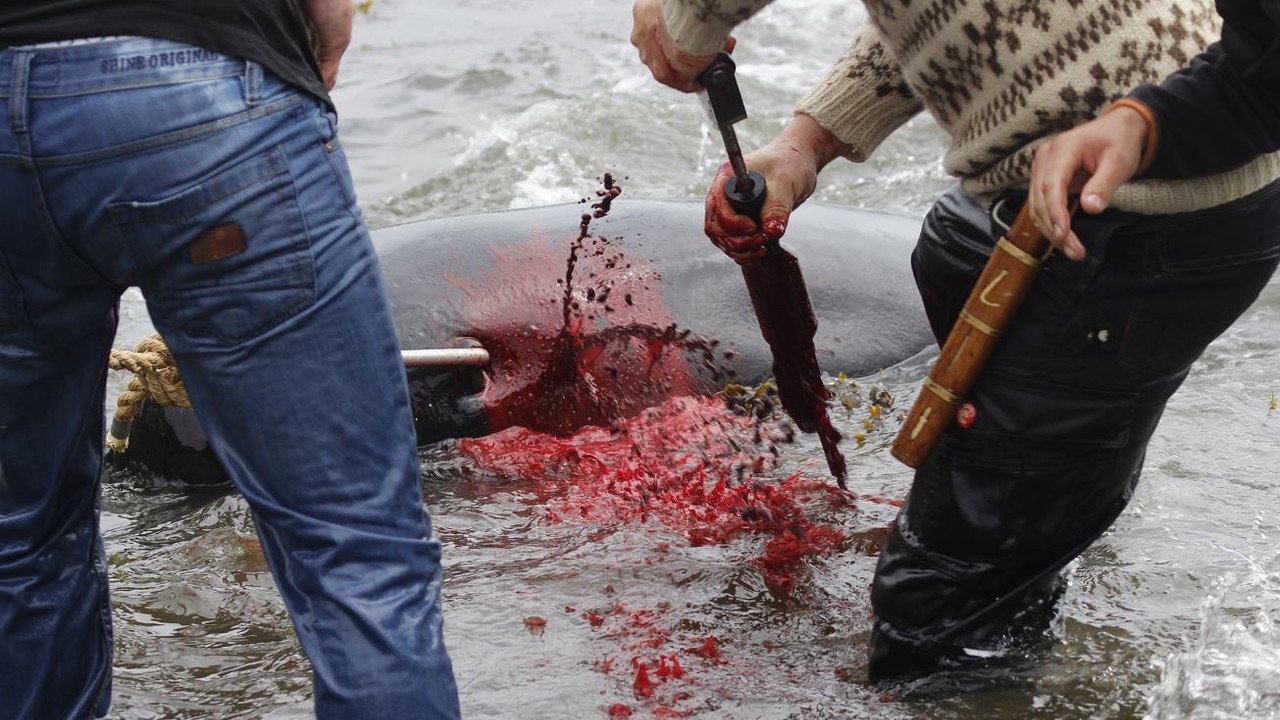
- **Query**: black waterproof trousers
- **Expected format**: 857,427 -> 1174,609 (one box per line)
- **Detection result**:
867,181 -> 1280,682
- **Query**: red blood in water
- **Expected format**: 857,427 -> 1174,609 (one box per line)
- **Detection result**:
451,177 -> 867,717
461,394 -> 848,601
608,704 -> 634,717
451,180 -> 852,590
633,663 -> 655,699
656,655 -> 684,679
442,175 -> 732,437
689,636 -> 721,661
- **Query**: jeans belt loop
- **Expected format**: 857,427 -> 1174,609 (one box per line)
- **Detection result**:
244,59 -> 262,107
9,49 -> 31,135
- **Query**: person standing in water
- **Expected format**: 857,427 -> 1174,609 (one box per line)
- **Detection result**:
632,0 -> 1280,684
0,1 -> 461,717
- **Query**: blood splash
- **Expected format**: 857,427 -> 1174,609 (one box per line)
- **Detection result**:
522,615 -> 548,637
460,391 -> 858,716
442,174 -> 735,437
461,393 -> 849,598
448,175 -> 881,716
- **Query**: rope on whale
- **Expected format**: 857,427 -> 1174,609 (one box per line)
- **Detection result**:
104,333 -> 493,452
106,334 -> 190,452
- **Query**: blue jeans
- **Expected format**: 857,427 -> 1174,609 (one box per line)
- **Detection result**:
0,38 -> 460,719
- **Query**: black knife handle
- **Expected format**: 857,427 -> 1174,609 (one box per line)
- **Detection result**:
725,169 -> 767,223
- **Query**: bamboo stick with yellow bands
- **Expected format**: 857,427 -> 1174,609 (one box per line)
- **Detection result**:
891,203 -> 1054,468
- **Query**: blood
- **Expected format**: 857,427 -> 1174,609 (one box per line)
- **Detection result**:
448,176 -> 870,716
689,636 -> 721,661
654,655 -> 684,679
461,393 -> 856,714
461,390 -> 859,715
632,662 -> 655,698
462,394 -> 845,587
444,174 -> 737,437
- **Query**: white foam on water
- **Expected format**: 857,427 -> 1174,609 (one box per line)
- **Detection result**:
430,0 -> 874,217
1145,557 -> 1280,720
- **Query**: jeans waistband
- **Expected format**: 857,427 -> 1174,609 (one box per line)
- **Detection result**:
22,35 -> 135,49
0,36 -> 247,98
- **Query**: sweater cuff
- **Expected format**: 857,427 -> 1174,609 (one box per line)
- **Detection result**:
794,27 -> 923,162
659,0 -> 740,56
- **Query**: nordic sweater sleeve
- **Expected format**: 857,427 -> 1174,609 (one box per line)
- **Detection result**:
794,22 -> 924,163
656,1 -> 922,162
658,0 -> 775,55
1129,0 -> 1280,178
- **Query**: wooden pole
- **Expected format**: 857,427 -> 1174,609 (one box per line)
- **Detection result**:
891,203 -> 1053,468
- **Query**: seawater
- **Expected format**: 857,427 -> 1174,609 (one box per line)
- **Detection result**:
102,1 -> 1280,718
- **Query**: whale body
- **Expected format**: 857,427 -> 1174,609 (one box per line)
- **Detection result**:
110,198 -> 933,485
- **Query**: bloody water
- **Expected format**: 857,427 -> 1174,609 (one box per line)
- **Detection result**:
459,391 -> 885,716
447,177 -> 880,715
441,173 -> 846,490
442,175 -> 737,437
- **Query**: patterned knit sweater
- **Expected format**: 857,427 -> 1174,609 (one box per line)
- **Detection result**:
660,0 -> 1280,214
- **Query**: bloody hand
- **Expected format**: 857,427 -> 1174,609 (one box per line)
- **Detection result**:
704,163 -> 773,263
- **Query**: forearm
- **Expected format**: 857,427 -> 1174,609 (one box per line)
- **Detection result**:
302,0 -> 353,90
659,0 -> 774,55
776,112 -> 849,171
794,23 -> 923,163
303,0 -> 353,41
1130,2 -> 1280,178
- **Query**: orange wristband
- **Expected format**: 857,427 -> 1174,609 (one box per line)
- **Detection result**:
1105,98 -> 1158,174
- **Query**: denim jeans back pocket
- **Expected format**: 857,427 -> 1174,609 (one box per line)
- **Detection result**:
108,145 -> 316,344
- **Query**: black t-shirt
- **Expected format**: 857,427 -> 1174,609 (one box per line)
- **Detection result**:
0,0 -> 328,106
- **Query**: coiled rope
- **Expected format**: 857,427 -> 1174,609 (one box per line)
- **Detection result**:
104,333 -> 491,453
106,334 -> 190,452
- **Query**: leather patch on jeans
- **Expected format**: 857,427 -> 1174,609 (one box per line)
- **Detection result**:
188,222 -> 247,265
